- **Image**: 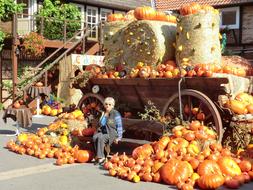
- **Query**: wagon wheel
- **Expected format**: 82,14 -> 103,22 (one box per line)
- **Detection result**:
161,89 -> 223,142
78,93 -> 104,121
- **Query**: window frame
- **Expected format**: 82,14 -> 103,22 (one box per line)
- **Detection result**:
100,8 -> 112,22
220,6 -> 240,29
86,6 -> 99,39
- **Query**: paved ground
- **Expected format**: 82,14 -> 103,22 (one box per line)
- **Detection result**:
0,111 -> 253,190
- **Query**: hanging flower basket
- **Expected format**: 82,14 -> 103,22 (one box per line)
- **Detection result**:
21,32 -> 45,57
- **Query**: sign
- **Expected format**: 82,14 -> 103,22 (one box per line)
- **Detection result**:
71,54 -> 104,69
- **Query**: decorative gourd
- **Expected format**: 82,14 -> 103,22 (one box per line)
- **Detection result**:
134,6 -> 156,20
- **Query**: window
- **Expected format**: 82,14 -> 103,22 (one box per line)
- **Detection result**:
100,8 -> 112,22
86,6 -> 98,39
17,0 -> 29,18
220,7 -> 240,29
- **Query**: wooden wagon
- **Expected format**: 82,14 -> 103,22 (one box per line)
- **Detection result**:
76,75 -> 248,142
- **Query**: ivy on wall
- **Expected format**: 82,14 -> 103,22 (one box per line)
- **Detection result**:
0,0 -> 24,51
37,0 -> 81,40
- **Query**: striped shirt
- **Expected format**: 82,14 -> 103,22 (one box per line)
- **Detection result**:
100,112 -> 123,140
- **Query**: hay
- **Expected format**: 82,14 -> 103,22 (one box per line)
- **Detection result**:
103,20 -> 176,69
176,12 -> 221,66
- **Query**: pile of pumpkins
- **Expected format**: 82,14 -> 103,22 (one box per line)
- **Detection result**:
103,120 -> 253,189
40,104 -> 63,116
107,7 -> 176,24
93,60 -> 247,79
5,121 -> 94,165
225,92 -> 253,115
58,109 -> 85,121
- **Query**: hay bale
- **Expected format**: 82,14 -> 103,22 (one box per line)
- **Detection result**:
103,21 -> 131,68
176,12 -> 221,66
103,20 -> 176,69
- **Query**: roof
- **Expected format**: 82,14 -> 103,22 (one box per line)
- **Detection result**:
73,0 -> 151,10
154,0 -> 253,11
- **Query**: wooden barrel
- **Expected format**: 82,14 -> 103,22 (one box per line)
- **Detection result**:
176,12 -> 221,66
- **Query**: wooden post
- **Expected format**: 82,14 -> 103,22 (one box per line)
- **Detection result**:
64,20 -> 66,44
12,14 -> 18,102
44,71 -> 48,87
0,51 -> 2,103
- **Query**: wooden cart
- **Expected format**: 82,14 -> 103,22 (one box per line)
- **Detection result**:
76,76 -> 236,142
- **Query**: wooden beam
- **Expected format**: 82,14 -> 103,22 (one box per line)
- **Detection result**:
85,42 -> 100,55
12,14 -> 18,102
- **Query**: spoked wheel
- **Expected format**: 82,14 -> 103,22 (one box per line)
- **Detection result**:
161,89 -> 223,142
78,93 -> 104,121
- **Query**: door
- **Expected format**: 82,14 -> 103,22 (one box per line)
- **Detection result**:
86,6 -> 98,40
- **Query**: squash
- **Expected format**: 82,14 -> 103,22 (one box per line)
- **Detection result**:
226,100 -> 248,115
74,150 -> 93,163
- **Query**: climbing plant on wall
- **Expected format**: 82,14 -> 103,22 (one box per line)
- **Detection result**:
0,0 -> 23,51
37,0 -> 81,40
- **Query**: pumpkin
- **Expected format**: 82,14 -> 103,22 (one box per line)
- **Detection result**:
201,4 -> 214,13
138,66 -> 151,78
82,127 -> 96,136
160,159 -> 193,185
132,144 -> 153,159
197,160 -> 222,176
226,100 -> 247,115
157,136 -> 170,150
74,150 -> 93,163
155,11 -> 167,21
239,160 -> 252,172
13,101 -> 21,109
217,157 -> 241,177
134,6 -> 156,20
180,2 -> 202,16
198,174 -> 225,189
107,13 -> 124,22
35,82 -> 43,87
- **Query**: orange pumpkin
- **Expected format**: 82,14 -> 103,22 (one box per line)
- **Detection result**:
107,13 -> 124,22
134,6 -> 156,20
180,2 -> 202,16
198,174 -> 225,189
74,150 -> 93,163
132,144 -> 153,159
13,101 -> 21,109
155,11 -> 167,21
217,157 -> 241,177
197,160 -> 222,176
160,159 -> 193,185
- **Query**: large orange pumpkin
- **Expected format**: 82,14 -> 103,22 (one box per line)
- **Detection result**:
217,157 -> 241,177
198,174 -> 225,189
134,6 -> 156,20
197,160 -> 222,176
74,150 -> 93,163
160,159 -> 193,185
